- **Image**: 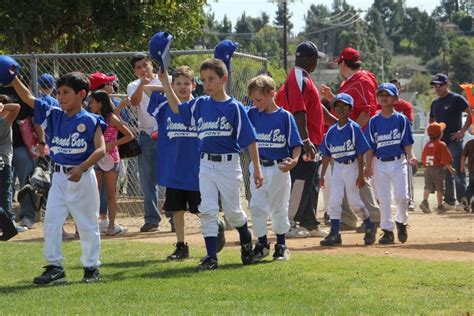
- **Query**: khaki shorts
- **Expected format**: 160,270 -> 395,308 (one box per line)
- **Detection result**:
424,166 -> 445,193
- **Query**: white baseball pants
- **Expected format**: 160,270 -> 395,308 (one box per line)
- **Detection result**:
249,162 -> 291,238
373,157 -> 409,231
199,154 -> 247,237
44,168 -> 101,268
328,161 -> 369,221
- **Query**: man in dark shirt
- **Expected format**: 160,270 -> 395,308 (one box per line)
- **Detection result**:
429,73 -> 470,210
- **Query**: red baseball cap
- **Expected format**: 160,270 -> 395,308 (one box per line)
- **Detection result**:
89,72 -> 117,91
334,47 -> 360,63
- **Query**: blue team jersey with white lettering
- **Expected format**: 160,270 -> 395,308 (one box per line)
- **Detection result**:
148,92 -> 199,192
364,112 -> 414,159
179,96 -> 256,154
247,107 -> 303,160
321,120 -> 370,163
33,98 -> 106,166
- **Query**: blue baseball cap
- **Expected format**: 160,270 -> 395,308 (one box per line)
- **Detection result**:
430,73 -> 448,85
0,56 -> 20,87
214,40 -> 239,72
38,73 -> 55,89
377,83 -> 399,96
333,93 -> 354,107
296,41 -> 325,59
149,32 -> 173,71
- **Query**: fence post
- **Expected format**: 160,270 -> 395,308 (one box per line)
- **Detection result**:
227,62 -> 233,95
29,55 -> 38,96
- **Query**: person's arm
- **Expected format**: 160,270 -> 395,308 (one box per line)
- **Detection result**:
247,141 -> 263,188
355,111 -> 370,128
158,70 -> 180,114
322,105 -> 337,125
446,163 -> 456,176
0,103 -> 20,125
129,73 -> 154,107
294,111 -> 316,160
68,126 -> 105,182
356,154 -> 366,188
11,77 -> 36,108
108,114 -> 134,152
451,107 -> 472,141
143,84 -> 164,97
319,155 -> 331,188
33,123 -> 47,157
404,144 -> 418,166
114,97 -> 131,116
460,155 -> 466,173
320,84 -> 335,103
364,149 -> 374,178
278,145 -> 302,173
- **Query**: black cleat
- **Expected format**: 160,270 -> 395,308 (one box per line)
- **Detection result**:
241,242 -> 254,265
33,265 -> 66,285
320,233 -> 342,246
378,230 -> 395,244
253,242 -> 270,262
364,223 -> 377,245
395,221 -> 408,243
140,223 -> 159,233
216,219 -> 226,253
273,244 -> 290,261
83,267 -> 100,283
195,255 -> 218,271
0,212 -> 18,241
167,243 -> 189,260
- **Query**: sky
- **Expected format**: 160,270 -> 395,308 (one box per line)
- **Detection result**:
207,0 -> 439,34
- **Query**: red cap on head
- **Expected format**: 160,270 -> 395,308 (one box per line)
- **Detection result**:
89,72 -> 117,91
334,47 -> 360,63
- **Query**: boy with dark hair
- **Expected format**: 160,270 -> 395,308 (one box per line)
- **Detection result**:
12,71 -> 106,284
420,122 -> 456,214
160,58 -> 263,270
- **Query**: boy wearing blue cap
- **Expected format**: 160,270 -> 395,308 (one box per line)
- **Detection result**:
38,73 -> 59,107
319,93 -> 377,246
364,83 -> 417,244
159,59 -> 263,270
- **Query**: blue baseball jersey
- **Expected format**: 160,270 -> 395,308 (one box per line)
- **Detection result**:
33,98 -> 106,166
38,93 -> 59,107
148,92 -> 200,192
179,96 -> 256,154
247,107 -> 303,160
321,120 -> 370,163
364,112 -> 414,159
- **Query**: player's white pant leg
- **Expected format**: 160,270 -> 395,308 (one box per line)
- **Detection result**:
198,159 -> 220,237
267,166 -> 291,235
322,163 -> 333,214
343,162 -> 369,221
44,172 -> 72,267
392,158 -> 409,224
215,155 -> 247,229
327,164 -> 345,220
374,159 -> 395,231
68,169 -> 101,268
249,163 -> 271,238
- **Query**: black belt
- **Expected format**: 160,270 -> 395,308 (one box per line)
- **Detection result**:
260,159 -> 284,167
54,164 -> 87,173
340,158 -> 355,165
200,153 -> 233,162
377,154 -> 403,162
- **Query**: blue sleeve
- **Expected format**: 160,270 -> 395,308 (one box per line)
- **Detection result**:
178,98 -> 200,126
147,92 -> 167,117
320,133 -> 331,157
97,115 -> 107,133
401,115 -> 414,147
33,98 -> 52,126
288,112 -> 303,147
236,104 -> 257,149
364,118 -> 377,150
354,124 -> 370,156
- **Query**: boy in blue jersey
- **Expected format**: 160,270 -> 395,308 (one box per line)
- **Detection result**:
364,83 -> 417,244
12,73 -> 106,284
319,93 -> 377,246
159,59 -> 263,270
247,75 -> 302,261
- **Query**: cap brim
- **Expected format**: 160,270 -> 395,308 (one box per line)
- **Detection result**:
430,81 -> 446,85
160,38 -> 173,70
377,88 -> 397,96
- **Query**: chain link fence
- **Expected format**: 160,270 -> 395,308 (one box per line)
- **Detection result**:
10,51 -> 267,216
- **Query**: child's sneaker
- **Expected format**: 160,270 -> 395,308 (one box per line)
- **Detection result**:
216,218 -> 226,253
273,244 -> 290,261
195,256 -> 218,271
82,267 -> 100,283
253,242 -> 270,262
240,242 -> 254,265
319,233 -> 342,246
378,230 -> 395,244
436,204 -> 448,213
33,265 -> 66,285
460,197 -> 470,212
419,199 -> 431,214
395,221 -> 408,243
363,223 -> 377,245
167,243 -> 189,260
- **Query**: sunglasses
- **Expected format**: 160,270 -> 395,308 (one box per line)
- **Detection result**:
432,83 -> 446,88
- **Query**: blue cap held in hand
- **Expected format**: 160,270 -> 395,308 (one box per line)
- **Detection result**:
333,93 -> 354,107
0,56 -> 20,87
149,32 -> 173,71
214,40 -> 239,72
377,83 -> 399,96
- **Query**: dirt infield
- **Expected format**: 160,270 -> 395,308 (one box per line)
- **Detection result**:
11,176 -> 474,263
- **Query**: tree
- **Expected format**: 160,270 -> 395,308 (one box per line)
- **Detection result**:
449,37 -> 474,92
274,3 -> 294,34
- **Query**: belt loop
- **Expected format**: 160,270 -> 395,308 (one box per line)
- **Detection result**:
227,154 -> 232,161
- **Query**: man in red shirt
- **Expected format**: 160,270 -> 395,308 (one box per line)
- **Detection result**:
276,41 -> 337,238
320,47 -> 380,231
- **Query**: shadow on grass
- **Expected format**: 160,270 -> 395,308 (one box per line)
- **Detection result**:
402,242 -> 474,253
291,244 -> 370,252
139,262 -> 251,279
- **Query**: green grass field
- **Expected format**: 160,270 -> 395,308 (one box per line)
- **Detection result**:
1,241 -> 472,315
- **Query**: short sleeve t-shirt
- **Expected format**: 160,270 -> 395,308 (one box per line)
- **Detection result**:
147,92 -> 200,191
321,119 -> 370,163
462,139 -> 474,172
429,92 -> 469,144
38,93 -> 60,108
364,112 -> 414,159
0,117 -> 13,165
422,140 -> 453,167
127,77 -> 162,134
275,67 -> 324,145
247,107 -> 303,161
178,96 -> 256,154
33,99 -> 106,166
